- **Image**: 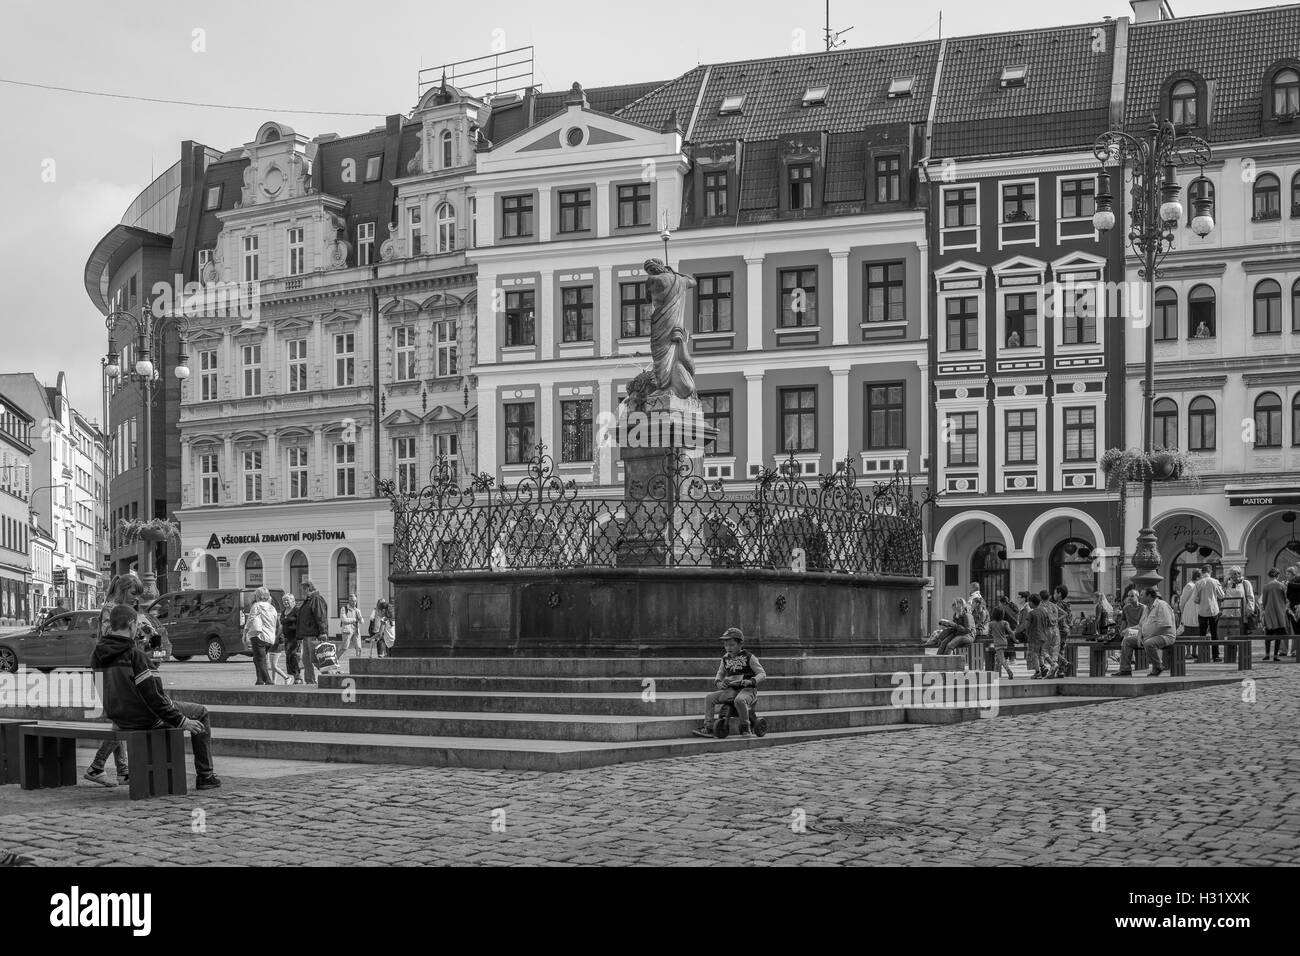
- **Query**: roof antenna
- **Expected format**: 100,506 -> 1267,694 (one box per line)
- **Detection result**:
824,0 -> 853,51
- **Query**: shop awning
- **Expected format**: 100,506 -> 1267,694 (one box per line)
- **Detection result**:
1224,484 -> 1300,507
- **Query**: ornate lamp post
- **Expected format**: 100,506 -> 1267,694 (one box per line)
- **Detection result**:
1091,118 -> 1213,591
103,303 -> 193,601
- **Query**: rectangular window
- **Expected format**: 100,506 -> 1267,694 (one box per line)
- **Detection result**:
561,399 -> 593,462
1003,293 -> 1038,348
1061,178 -> 1096,219
779,387 -> 817,453
617,184 -> 651,227
357,222 -> 375,266
241,344 -> 261,397
242,235 -> 259,282
865,383 -> 905,450
287,447 -> 308,500
1155,293 -> 1178,342
1001,182 -> 1036,221
242,450 -> 262,503
436,320 -> 458,376
864,261 -> 905,323
502,194 -> 534,238
287,339 -> 308,393
695,274 -> 733,332
395,326 -> 417,381
407,206 -> 423,257
779,268 -> 818,327
199,454 -> 220,505
364,154 -> 383,182
875,155 -> 901,203
1005,409 -> 1038,465
620,282 -> 651,337
435,433 -> 459,481
945,297 -> 979,351
789,163 -> 814,209
504,403 -> 535,464
946,412 -> 979,467
199,349 -> 218,402
334,333 -> 355,386
558,189 -> 591,233
395,437 -> 417,494
287,227 -> 304,276
704,170 -> 729,217
334,443 -> 356,497
505,290 -> 535,347
700,391 -> 732,456
944,187 -> 977,227
205,185 -> 222,211
1061,286 -> 1098,344
562,286 -> 594,342
1063,407 -> 1097,461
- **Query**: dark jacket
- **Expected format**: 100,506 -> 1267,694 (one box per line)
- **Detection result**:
90,632 -> 186,730
296,593 -> 329,638
281,606 -> 299,642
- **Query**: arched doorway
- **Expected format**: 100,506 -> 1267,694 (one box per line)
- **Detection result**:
287,550 -> 309,598
1168,543 -> 1222,601
1049,537 -> 1096,598
1272,541 -> 1300,574
203,553 -> 219,589
334,548 -> 357,614
242,552 -> 263,588
970,542 -> 1010,603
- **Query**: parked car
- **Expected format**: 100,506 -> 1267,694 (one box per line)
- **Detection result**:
0,608 -> 169,673
146,588 -> 285,663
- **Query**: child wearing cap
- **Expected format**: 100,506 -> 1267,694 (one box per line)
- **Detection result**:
693,627 -> 766,738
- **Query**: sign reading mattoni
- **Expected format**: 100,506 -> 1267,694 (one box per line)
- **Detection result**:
205,529 -> 349,545
1226,493 -> 1300,507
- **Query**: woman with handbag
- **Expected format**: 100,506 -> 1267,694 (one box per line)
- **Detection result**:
243,587 -> 280,686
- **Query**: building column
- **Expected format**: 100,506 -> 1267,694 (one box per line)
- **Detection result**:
265,431 -> 279,501
598,378 -> 614,486
745,256 -> 764,352
745,370 -> 764,474
179,437 -> 191,508
831,367 -> 851,464
595,186 -> 610,240
537,186 -> 553,244
478,273 -> 498,361
830,249 -> 851,346
221,432 -> 235,502
538,383 -> 554,462
477,385 -> 498,477
597,265 -> 613,358
311,426 -> 325,500
221,330 -> 235,399
539,269 -> 555,361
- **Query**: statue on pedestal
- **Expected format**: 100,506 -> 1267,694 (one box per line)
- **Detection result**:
643,258 -> 696,401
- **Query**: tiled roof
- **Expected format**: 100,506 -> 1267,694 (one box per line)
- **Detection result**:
930,21 -> 1117,158
619,44 -> 940,141
824,132 -> 868,202
1125,3 -> 1300,143
484,82 -> 669,144
738,141 -> 779,210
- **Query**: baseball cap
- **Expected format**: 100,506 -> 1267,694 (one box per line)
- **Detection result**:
720,627 -> 744,643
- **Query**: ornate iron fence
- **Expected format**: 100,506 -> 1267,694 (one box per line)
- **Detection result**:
379,444 -> 934,576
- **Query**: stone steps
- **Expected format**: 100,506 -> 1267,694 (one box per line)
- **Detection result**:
353,655 -> 955,678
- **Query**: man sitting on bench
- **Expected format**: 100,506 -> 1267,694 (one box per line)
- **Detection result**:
92,603 -> 223,790
1116,586 -> 1177,677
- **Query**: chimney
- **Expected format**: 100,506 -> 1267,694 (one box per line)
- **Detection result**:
1129,0 -> 1174,23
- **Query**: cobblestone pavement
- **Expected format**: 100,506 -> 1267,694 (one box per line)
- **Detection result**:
1,664 -> 1297,866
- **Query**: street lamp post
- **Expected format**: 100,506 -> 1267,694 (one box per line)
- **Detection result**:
104,303 -> 193,602
1091,117 -> 1213,592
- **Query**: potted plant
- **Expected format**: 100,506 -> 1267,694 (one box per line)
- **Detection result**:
118,516 -> 182,548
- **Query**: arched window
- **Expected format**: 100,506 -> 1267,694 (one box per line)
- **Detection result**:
334,548 -> 357,613
1154,286 -> 1178,341
287,550 -> 309,598
436,202 -> 456,253
1049,537 -> 1096,598
261,127 -> 280,143
243,552 -> 263,588
1188,284 -> 1215,338
1274,67 -> 1300,117
1188,396 -> 1216,452
1169,545 -> 1222,600
1254,279 -> 1282,334
440,129 -> 453,169
1171,79 -> 1198,126
1186,177 -> 1214,226
1254,392 -> 1282,448
1153,398 -> 1179,449
1292,172 -> 1300,218
1253,173 -> 1281,221
970,541 -> 1009,604
1293,394 -> 1300,446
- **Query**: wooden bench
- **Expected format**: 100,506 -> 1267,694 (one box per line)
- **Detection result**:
0,718 -> 36,785
1178,639 -> 1252,671
17,722 -> 188,800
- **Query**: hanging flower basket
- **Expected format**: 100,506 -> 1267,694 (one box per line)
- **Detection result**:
118,517 -> 181,548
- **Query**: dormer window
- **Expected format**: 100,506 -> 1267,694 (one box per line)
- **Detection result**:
440,130 -> 453,168
719,95 -> 745,116
1171,79 -> 1198,126
1274,68 -> 1300,117
364,154 -> 383,183
887,77 -> 915,98
999,66 -> 1027,88
802,86 -> 828,107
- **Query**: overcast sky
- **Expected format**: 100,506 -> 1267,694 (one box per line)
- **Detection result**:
0,0 -> 1274,421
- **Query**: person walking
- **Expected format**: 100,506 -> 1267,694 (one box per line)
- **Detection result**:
336,594 -> 365,666
1193,569 -> 1226,662
368,599 -> 394,658
1178,570 -> 1202,659
243,587 -> 279,685
1013,593 -> 1055,678
1261,568 -> 1290,660
281,595 -> 303,683
987,607 -> 1015,680
296,580 -> 330,685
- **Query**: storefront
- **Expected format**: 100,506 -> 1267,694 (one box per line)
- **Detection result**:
1,568 -> 29,623
177,498 -> 393,630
